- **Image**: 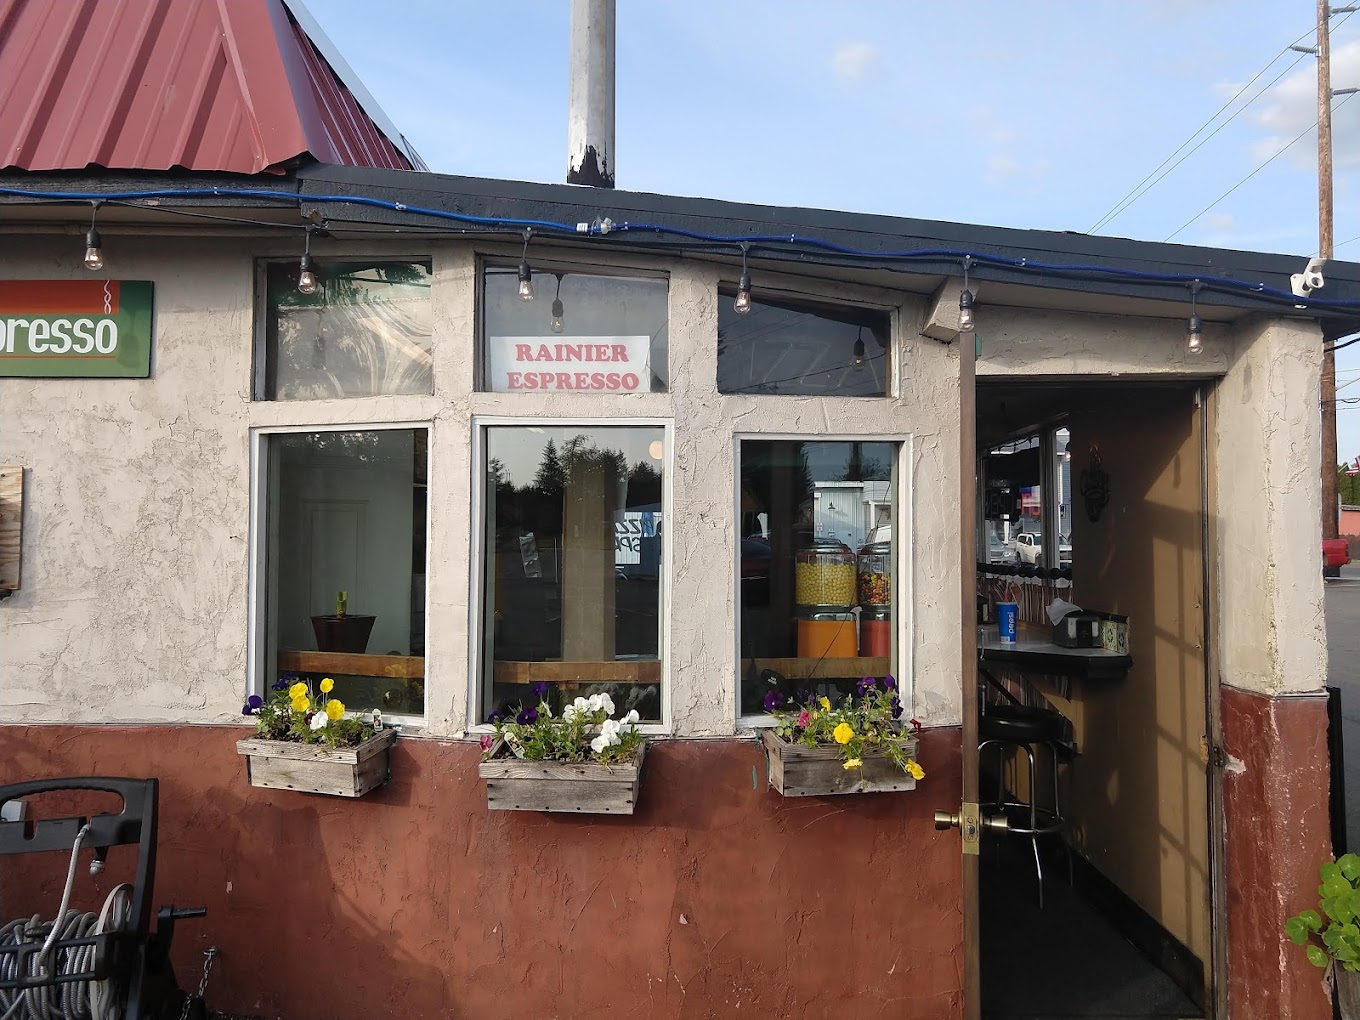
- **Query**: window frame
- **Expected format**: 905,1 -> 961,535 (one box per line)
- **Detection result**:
732,432 -> 915,730
474,256 -> 672,393
715,284 -> 896,398
252,256 -> 436,403
467,415 -> 676,735
247,420 -> 434,728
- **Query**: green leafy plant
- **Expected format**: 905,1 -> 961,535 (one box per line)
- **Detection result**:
481,685 -> 643,765
766,676 -> 924,778
1286,853 -> 1360,971
243,674 -> 374,750
336,589 -> 348,616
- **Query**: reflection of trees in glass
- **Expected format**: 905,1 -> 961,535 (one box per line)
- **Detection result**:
741,442 -> 813,527
533,441 -> 565,495
628,460 -> 662,506
267,261 -> 433,400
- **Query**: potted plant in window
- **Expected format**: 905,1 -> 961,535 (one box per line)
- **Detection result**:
478,685 -> 647,814
1286,853 -> 1360,1017
761,677 -> 923,797
311,589 -> 377,653
237,676 -> 396,798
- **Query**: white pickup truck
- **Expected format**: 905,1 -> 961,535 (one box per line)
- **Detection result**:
1015,532 -> 1072,566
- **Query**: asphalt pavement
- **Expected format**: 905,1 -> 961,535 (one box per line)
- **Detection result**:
1326,564 -> 1360,850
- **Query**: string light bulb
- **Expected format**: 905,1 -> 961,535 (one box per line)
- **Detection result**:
518,230 -> 534,301
551,274 -> 565,333
734,244 -> 752,315
958,256 -> 976,333
853,327 -> 865,366
1187,280 -> 1204,355
297,229 -> 318,295
83,203 -> 104,271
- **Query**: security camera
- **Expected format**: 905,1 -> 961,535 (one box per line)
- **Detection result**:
1292,256 -> 1326,298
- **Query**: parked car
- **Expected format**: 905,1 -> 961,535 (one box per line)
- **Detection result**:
1015,532 -> 1072,566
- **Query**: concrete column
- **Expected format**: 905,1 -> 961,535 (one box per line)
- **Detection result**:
1216,314 -> 1326,697
567,0 -> 615,188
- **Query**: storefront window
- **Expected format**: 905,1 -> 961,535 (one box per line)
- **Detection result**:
481,267 -> 668,393
261,428 -> 427,714
981,428 -> 1072,569
738,439 -> 898,716
479,425 -> 666,722
718,293 -> 890,396
259,260 -> 433,400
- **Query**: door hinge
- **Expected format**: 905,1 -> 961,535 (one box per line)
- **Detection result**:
1200,737 -> 1227,769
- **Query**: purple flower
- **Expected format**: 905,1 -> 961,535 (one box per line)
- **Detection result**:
857,677 -> 875,695
883,675 -> 897,691
796,688 -> 811,705
530,681 -> 549,699
487,709 -> 504,724
891,697 -> 903,719
271,678 -> 289,691
516,707 -> 539,725
763,690 -> 785,712
241,694 -> 263,715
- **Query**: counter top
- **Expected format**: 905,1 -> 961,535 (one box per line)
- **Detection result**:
977,629 -> 1132,680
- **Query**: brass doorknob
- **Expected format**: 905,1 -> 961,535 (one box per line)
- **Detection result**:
935,809 -> 961,831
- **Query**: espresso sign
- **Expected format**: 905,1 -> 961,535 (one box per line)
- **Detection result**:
487,335 -> 650,393
0,280 -> 153,378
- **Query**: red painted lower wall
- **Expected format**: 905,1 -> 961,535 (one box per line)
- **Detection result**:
1221,686 -> 1333,1020
0,726 -> 963,1020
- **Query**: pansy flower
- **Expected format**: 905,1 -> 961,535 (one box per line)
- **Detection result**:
763,690 -> 785,712
241,695 -> 263,715
856,677 -> 875,695
530,681 -> 549,698
517,707 -> 538,725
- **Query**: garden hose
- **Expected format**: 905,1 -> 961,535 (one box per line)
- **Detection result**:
0,823 -> 132,1020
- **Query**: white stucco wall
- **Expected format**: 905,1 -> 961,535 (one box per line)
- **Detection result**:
1215,315 -> 1327,696
0,232 -> 1328,733
0,235 -> 967,734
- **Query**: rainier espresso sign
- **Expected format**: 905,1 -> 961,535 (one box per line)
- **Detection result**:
487,335 -> 651,393
0,280 -> 153,378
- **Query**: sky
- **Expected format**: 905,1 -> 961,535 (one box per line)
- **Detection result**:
303,0 -> 1360,456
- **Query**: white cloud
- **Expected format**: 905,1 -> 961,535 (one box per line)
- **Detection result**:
1252,39 -> 1360,171
1205,212 -> 1235,231
831,42 -> 881,81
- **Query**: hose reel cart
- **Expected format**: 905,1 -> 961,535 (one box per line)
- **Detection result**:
0,778 -> 207,1020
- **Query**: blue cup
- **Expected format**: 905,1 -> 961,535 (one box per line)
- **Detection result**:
997,602 -> 1018,643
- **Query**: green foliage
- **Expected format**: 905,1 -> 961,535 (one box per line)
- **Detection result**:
1286,854 -> 1360,972
768,680 -> 924,779
483,690 -> 643,765
246,677 -> 375,750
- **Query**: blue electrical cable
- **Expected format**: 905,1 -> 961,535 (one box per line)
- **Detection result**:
3,184 -> 1359,313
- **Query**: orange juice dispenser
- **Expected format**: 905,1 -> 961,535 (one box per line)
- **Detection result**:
794,538 -> 857,658
856,540 -> 892,657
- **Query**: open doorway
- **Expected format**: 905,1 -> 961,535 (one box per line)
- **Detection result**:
974,379 -> 1217,1019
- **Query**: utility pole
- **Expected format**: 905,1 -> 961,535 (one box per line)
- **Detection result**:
1320,0 -> 1340,546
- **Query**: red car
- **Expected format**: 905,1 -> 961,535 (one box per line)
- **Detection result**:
1324,538 -> 1349,570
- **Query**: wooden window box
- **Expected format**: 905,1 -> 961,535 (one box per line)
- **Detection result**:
761,729 -> 919,797
236,728 -> 397,798
478,741 -> 647,815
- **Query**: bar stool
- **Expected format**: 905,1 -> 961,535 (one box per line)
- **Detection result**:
979,702 -> 1069,908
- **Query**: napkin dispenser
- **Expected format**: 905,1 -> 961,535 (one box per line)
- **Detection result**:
1054,610 -> 1129,653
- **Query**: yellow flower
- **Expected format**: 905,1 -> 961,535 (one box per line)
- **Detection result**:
326,700 -> 346,721
290,695 -> 309,713
289,682 -> 308,700
819,696 -> 831,711
842,758 -> 863,770
907,760 -> 925,781
319,677 -> 334,693
833,722 -> 855,744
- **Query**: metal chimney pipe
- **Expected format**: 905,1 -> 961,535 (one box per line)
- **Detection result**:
567,0 -> 615,188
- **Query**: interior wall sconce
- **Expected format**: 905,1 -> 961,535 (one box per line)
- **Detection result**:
1079,445 -> 1110,523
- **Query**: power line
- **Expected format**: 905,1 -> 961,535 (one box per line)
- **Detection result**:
1165,92 -> 1358,242
1089,44 -> 1313,233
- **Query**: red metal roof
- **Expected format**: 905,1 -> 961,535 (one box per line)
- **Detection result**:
0,0 -> 424,175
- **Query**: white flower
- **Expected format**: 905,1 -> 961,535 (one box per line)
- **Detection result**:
586,693 -> 603,712
589,734 -> 609,754
624,709 -> 640,725
309,712 -> 328,731
599,693 -> 615,715
563,705 -> 578,722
